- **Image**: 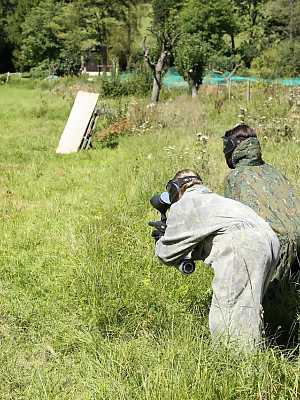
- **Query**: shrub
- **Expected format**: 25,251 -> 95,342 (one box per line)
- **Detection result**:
252,41 -> 300,78
0,74 -> 7,83
29,60 -> 51,79
100,72 -> 152,98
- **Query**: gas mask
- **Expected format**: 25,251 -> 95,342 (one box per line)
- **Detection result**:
166,175 -> 200,204
223,136 -> 242,169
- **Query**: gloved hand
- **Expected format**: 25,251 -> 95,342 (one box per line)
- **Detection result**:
148,220 -> 166,242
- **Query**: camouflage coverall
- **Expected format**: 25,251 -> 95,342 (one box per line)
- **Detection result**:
224,137 -> 300,281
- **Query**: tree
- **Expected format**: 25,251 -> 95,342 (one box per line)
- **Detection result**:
15,0 -> 139,74
234,0 -> 266,34
0,0 -> 12,71
111,2 -> 144,70
143,31 -> 178,104
250,0 -> 300,77
17,1 -> 60,71
5,0 -> 42,68
82,0 -> 137,74
175,34 -> 209,97
143,0 -> 183,104
52,1 -> 90,75
264,0 -> 300,41
175,0 -> 238,96
233,0 -> 267,67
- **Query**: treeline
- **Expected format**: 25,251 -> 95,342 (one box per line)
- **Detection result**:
0,0 -> 150,74
0,0 -> 300,82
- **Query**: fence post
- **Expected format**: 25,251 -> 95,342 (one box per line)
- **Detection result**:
246,80 -> 251,102
228,78 -> 231,101
6,71 -> 10,83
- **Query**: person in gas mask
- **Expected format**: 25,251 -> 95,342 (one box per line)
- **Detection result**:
223,124 -> 300,346
150,169 -> 280,348
223,124 -> 300,280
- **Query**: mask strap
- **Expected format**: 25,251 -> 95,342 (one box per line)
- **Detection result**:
166,176 -> 200,204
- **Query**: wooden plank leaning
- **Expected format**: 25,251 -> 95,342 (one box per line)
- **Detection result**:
56,90 -> 99,154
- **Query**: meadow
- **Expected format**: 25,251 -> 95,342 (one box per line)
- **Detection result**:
0,80 -> 300,399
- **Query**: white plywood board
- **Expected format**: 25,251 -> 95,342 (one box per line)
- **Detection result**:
56,91 -> 99,154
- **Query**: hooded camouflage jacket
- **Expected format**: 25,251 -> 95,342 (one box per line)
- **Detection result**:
224,137 -> 300,279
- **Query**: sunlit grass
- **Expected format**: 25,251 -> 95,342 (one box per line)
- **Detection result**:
0,83 -> 299,399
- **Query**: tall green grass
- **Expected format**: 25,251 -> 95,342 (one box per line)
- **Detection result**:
0,84 -> 299,399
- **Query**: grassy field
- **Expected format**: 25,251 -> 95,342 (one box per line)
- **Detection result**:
0,82 -> 300,399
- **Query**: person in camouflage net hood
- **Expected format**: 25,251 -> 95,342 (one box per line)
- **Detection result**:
223,124 -> 300,346
223,124 -> 300,280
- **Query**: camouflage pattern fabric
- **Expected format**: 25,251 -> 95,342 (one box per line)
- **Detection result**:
155,185 -> 280,347
224,137 -> 300,280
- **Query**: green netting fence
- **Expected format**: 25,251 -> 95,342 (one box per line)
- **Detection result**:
162,67 -> 300,88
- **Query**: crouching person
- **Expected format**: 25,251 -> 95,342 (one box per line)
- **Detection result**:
152,169 -> 280,348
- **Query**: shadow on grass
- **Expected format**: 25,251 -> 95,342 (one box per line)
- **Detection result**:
263,275 -> 300,355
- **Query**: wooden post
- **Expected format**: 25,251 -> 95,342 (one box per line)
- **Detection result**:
246,80 -> 251,102
6,72 -> 10,83
228,78 -> 231,102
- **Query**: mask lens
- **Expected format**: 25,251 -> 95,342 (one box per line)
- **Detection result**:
160,191 -> 171,205
223,137 -> 236,154
166,179 -> 179,204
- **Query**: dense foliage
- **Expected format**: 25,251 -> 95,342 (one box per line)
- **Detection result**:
0,0 -> 300,77
175,0 -> 238,95
101,71 -> 153,97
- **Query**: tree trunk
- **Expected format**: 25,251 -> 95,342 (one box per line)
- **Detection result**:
127,10 -> 132,68
189,72 -> 202,98
101,46 -> 108,76
151,74 -> 161,104
149,50 -> 167,104
80,55 -> 85,74
230,34 -> 235,52
289,0 -> 294,41
191,82 -> 198,97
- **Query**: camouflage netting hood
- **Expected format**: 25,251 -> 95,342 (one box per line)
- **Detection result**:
232,137 -> 264,167
225,136 -> 300,280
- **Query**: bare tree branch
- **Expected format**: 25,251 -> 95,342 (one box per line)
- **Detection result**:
143,36 -> 155,71
228,63 -> 242,79
170,32 -> 181,47
213,63 -> 242,81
